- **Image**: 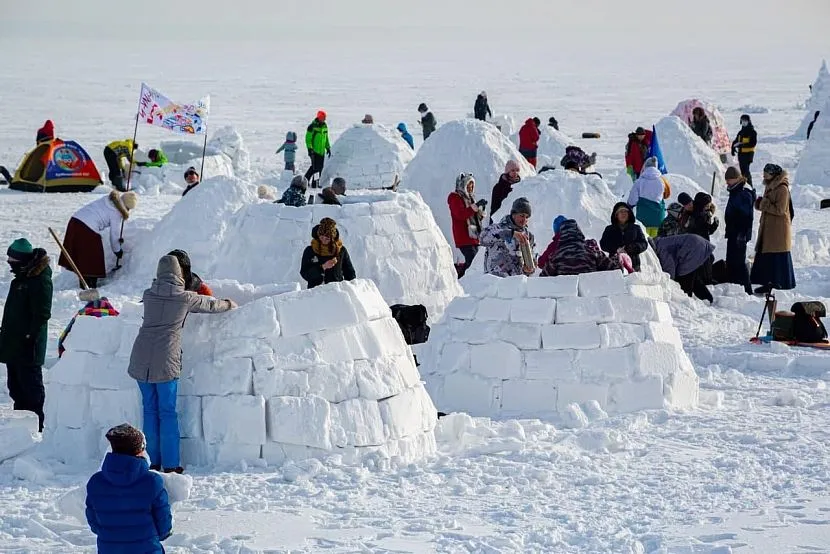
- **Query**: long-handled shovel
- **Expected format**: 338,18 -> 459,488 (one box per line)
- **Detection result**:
112,219 -> 125,274
48,227 -> 100,302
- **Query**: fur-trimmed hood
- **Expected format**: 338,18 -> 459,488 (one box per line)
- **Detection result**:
21,248 -> 51,278
108,190 -> 130,220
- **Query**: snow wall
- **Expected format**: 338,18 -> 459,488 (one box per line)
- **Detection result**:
655,116 -> 726,191
510,124 -> 577,169
128,155 -> 234,195
795,97 -> 830,189
794,59 -> 829,138
401,119 -> 536,246
319,124 -> 414,189
42,280 -> 438,468
421,270 -> 699,420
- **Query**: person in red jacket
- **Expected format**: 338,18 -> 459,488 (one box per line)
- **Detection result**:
448,173 -> 486,277
36,120 -> 54,144
625,126 -> 652,179
518,117 -> 541,168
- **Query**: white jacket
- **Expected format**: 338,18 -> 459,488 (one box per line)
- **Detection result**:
72,191 -> 128,253
627,166 -> 666,207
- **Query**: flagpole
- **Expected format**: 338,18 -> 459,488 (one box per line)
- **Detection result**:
198,123 -> 208,180
125,108 -> 140,192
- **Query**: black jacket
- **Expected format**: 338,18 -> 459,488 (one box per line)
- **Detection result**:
421,112 -> 437,139
0,250 -> 52,366
489,174 -> 515,221
724,182 -> 756,241
685,193 -> 720,242
732,124 -> 757,158
599,202 -> 649,272
474,95 -> 492,121
691,116 -> 713,144
299,226 -> 356,288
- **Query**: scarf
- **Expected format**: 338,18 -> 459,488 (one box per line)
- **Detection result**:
311,218 -> 342,257
455,186 -> 482,239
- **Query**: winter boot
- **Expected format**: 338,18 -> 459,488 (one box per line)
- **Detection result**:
163,466 -> 184,474
150,465 -> 161,472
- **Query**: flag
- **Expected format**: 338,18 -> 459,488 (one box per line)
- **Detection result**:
137,83 -> 210,135
648,125 -> 667,174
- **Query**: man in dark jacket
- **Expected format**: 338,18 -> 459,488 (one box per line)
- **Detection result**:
599,203 -> 649,272
690,107 -> 713,145
474,91 -> 492,121
724,166 -> 755,294
0,239 -> 52,431
86,423 -> 173,553
300,218 -> 356,288
489,159 -> 522,221
418,103 -> 437,140
732,114 -> 757,184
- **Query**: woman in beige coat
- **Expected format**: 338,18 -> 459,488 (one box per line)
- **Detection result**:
750,163 -> 795,293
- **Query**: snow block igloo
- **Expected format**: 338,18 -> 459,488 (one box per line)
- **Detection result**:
421,271 -> 699,420
655,116 -> 726,190
510,125 -> 577,169
320,124 -> 414,189
401,119 -> 536,246
42,280 -> 438,467
795,59 -> 829,138
796,97 -> 830,188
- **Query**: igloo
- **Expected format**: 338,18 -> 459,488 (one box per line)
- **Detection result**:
319,124 -> 414,189
655,116 -> 726,191
794,59 -> 829,138
510,124 -> 578,169
796,97 -> 830,188
125,178 -> 462,321
669,99 -> 732,155
401,119 -> 536,246
421,271 -> 699,420
42,280 -> 438,467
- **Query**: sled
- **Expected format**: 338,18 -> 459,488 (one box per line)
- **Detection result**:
820,199 -> 830,209
582,132 -> 601,139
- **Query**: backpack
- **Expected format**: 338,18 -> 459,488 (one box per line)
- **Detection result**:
389,304 -> 430,345
791,301 -> 827,343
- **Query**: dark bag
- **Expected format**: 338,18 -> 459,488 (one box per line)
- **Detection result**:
771,311 -> 795,341
390,304 -> 430,345
791,301 -> 828,343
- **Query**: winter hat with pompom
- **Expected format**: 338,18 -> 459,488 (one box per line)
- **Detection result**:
121,191 -> 138,211
106,423 -> 146,456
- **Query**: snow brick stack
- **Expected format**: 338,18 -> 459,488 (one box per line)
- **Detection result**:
795,59 -> 830,139
207,126 -> 251,179
795,97 -> 830,189
655,116 -> 726,190
128,152 -> 235,196
510,125 -> 576,169
402,119 -> 535,246
421,271 -> 699,421
319,124 -> 414,189
42,280 -> 438,467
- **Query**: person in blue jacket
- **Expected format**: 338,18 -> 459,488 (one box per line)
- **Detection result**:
724,166 -> 755,294
86,424 -> 173,553
397,123 -> 414,149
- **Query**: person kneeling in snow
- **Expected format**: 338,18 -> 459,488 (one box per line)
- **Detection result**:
600,202 -> 648,272
652,234 -> 715,303
128,256 -> 237,474
481,197 -> 536,277
276,175 -> 309,207
301,218 -> 356,288
86,423 -> 172,553
136,149 -> 168,168
539,217 -> 630,277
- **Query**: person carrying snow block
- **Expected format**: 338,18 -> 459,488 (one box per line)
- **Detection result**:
627,157 -> 667,238
490,159 -> 522,222
652,234 -> 715,303
518,118 -> 541,168
600,202 -> 648,272
624,127 -> 652,180
86,423 -> 173,553
104,139 -> 138,191
474,91 -> 492,121
276,175 -> 309,207
724,166 -> 755,295
540,218 -> 625,277
0,238 -> 52,432
36,119 -> 55,144
481,197 -> 536,277
276,131 -> 298,172
127,256 -> 237,473
304,111 -> 331,185
448,173 -> 486,277
300,218 -> 356,288
397,123 -> 414,149
182,166 -> 200,196
731,115 -> 757,185
418,103 -> 437,140
137,149 -> 168,168
59,191 -> 137,289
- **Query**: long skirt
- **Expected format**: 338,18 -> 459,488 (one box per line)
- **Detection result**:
58,217 -> 106,278
750,251 -> 796,290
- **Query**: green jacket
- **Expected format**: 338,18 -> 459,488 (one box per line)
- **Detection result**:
305,119 -> 330,156
0,250 -> 53,366
145,150 -> 168,167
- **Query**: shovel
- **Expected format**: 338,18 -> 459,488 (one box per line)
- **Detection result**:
48,227 -> 100,302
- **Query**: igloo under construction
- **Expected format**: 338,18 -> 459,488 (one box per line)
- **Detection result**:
319,124 -> 414,189
795,59 -> 829,138
796,97 -> 830,188
421,271 -> 699,420
42,280 -> 438,467
655,116 -> 726,190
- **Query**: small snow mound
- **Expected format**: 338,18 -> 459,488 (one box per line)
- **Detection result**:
656,116 -> 726,190
510,124 -> 578,169
794,59 -> 830,138
401,119 -> 535,245
770,389 -> 810,408
128,154 -> 234,196
490,114 -> 518,137
320,124 -> 413,189
207,127 -> 251,178
735,104 -> 770,114
795,97 -> 830,188
42,280 -> 438,468
791,229 -> 830,266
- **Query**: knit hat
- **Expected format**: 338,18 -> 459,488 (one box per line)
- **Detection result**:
505,159 -> 520,173
317,217 -> 338,238
105,423 -> 146,456
740,114 -> 751,123
121,191 -> 138,211
511,197 -> 532,217
331,177 -> 347,195
635,126 -> 646,135
290,175 -> 309,191
644,156 -> 658,168
417,103 -> 428,113
184,166 -> 199,178
724,166 -> 741,180
763,163 -> 783,178
316,110 -> 327,121
362,114 -> 374,124
42,120 -> 54,134
677,192 -> 693,207
7,238 -> 33,261
553,215 -> 567,233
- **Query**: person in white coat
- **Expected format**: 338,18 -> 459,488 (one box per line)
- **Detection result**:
58,191 -> 138,288
626,157 -> 668,237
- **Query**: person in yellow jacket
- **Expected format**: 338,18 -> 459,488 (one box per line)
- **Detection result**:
303,110 -> 331,186
104,139 -> 138,192
731,114 -> 757,185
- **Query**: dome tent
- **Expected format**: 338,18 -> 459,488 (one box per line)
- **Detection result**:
794,59 -> 830,139
319,124 -> 414,190
8,139 -> 102,193
670,99 -> 731,154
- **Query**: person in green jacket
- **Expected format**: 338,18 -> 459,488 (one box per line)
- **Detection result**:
304,110 -> 331,186
0,239 -> 53,431
137,149 -> 168,168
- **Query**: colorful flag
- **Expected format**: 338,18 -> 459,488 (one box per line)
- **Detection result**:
648,125 -> 668,174
137,83 -> 210,135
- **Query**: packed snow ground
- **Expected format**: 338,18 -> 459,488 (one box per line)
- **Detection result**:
1,38 -> 830,552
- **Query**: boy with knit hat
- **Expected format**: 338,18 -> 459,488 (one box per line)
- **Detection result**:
86,423 -> 173,553
480,196 -> 536,277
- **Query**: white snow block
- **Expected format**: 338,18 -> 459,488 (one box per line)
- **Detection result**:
462,273 -> 501,298
13,456 -> 53,484
0,426 -> 36,462
343,279 -> 391,322
254,368 -> 310,398
181,438 -> 261,467
354,356 -> 420,401
177,396 -> 202,439
628,284 -> 668,302
275,285 -> 361,337
578,346 -> 636,382
45,384 -> 89,429
635,342 -> 682,377
115,322 -> 141,359
509,297 -> 556,324
577,270 -> 626,298
307,362 -> 360,403
267,395 -> 332,449
469,341 -> 522,379
496,276 -> 527,299
180,358 -> 254,396
202,395 -> 266,445
555,383 -> 609,412
212,337 -> 269,360
89,389 -> 142,432
524,350 -> 579,382
216,296 -> 279,340
475,297 -> 513,321
63,316 -> 123,355
448,319 -> 502,344
555,297 -> 615,324
436,373 -> 501,415
331,398 -> 385,447
436,342 -> 471,375
600,323 -> 646,348
499,322 -> 543,350
378,385 -> 436,440
444,296 -> 480,321
542,323 -> 601,350
271,334 -> 323,370
387,432 -> 437,464
526,275 -> 579,298
261,442 -> 332,467
609,296 -> 665,324
665,370 -> 699,409
48,350 -> 96,386
644,322 -> 684,349
44,426 -> 99,465
608,376 -> 664,413
89,358 -> 134,391
311,318 -> 407,365
501,379 -> 557,416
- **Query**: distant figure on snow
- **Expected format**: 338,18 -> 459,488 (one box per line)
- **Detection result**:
397,123 -> 414,149
731,114 -> 757,185
361,114 -> 374,124
518,117 -> 541,168
625,126 -> 652,180
807,111 -> 820,140
276,131 -> 298,172
36,120 -> 55,144
448,173 -> 486,277
627,157 -> 667,238
548,116 -> 559,131
182,167 -> 200,197
104,139 -> 138,192
474,91 -> 492,121
560,145 -> 597,172
417,103 -> 437,140
600,202 -> 648,272
481,197 -> 536,277
276,175 -> 309,207
652,234 -> 715,303
690,107 -> 713,146
489,159 -> 522,221
539,218 -> 628,277
300,218 -> 356,288
137,148 -> 168,168
723,166 -> 755,294
750,163 -> 795,293
304,111 -> 331,186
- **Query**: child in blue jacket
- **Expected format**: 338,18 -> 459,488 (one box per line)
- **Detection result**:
397,123 -> 414,149
86,424 -> 173,553
276,131 -> 298,171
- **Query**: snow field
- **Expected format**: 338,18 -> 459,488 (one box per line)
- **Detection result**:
422,270 -> 699,420
319,123 -> 413,189
42,279 -> 438,468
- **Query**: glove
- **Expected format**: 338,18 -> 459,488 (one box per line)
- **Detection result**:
326,149 -> 332,158
476,199 -> 488,208
118,237 -> 124,244
115,250 -> 124,260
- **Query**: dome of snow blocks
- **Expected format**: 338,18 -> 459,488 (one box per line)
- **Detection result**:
795,59 -> 830,138
796,97 -> 830,187
42,280 -> 437,468
401,119 -> 536,246
319,124 -> 414,190
655,116 -> 726,191
421,270 -> 698,420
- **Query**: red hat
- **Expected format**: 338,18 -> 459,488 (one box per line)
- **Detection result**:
316,110 -> 327,121
42,120 -> 54,133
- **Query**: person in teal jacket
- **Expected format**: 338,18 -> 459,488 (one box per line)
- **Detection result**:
137,149 -> 168,168
397,123 -> 414,149
304,111 -> 331,185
